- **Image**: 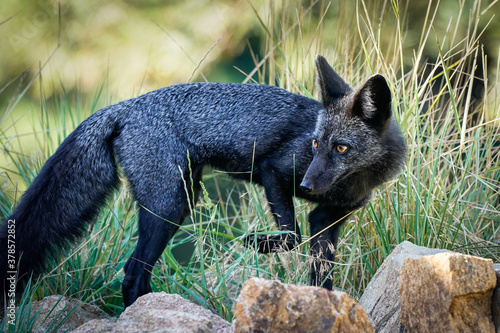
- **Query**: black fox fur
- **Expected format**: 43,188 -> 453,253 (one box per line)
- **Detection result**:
0,55 -> 406,307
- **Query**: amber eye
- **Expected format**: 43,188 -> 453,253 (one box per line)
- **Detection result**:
336,144 -> 348,153
312,139 -> 318,148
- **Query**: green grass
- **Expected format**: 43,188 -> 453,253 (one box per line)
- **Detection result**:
1,0 -> 499,331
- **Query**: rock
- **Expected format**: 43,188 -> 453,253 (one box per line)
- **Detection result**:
72,292 -> 231,333
19,295 -> 109,333
232,277 -> 374,333
400,252 -> 496,332
73,309 -> 214,333
493,264 -> 500,332
358,241 -> 449,332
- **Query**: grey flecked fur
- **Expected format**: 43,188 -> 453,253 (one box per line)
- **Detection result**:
0,55 -> 406,307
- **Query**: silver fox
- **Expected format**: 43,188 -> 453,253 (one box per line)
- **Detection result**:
0,55 -> 406,307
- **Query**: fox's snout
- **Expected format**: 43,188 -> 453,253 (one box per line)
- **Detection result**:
300,155 -> 333,195
299,179 -> 313,193
300,174 -> 330,195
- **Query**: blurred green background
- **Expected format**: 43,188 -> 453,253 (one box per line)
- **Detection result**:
1,0 -> 499,108
2,1 -> 499,94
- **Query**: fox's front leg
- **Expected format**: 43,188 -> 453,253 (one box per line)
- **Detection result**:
308,204 -> 349,290
243,160 -> 301,253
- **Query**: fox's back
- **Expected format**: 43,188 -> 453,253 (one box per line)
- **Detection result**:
115,83 -> 323,166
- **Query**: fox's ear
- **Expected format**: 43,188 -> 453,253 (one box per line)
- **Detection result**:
351,74 -> 392,130
315,55 -> 351,107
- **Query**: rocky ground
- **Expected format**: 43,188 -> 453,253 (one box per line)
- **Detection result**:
18,241 -> 500,332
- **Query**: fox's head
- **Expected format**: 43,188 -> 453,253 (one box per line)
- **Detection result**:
300,55 -> 405,195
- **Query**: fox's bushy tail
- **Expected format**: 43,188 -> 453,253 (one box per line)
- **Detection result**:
0,106 -> 121,298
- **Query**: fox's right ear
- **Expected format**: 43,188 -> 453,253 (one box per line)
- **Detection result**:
315,55 -> 351,108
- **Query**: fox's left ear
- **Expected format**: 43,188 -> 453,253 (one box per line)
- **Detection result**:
351,74 -> 392,131
316,55 -> 352,107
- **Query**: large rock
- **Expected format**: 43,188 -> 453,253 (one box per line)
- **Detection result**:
400,252 -> 496,332
19,295 -> 109,333
493,264 -> 500,332
72,292 -> 231,333
358,241 -> 449,332
232,277 -> 374,333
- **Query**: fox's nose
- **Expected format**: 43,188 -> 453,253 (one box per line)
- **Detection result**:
300,180 -> 313,193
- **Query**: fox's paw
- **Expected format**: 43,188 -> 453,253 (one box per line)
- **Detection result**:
243,230 -> 300,253
243,231 -> 273,253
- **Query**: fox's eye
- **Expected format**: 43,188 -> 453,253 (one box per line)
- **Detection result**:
336,144 -> 348,153
312,139 -> 318,148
